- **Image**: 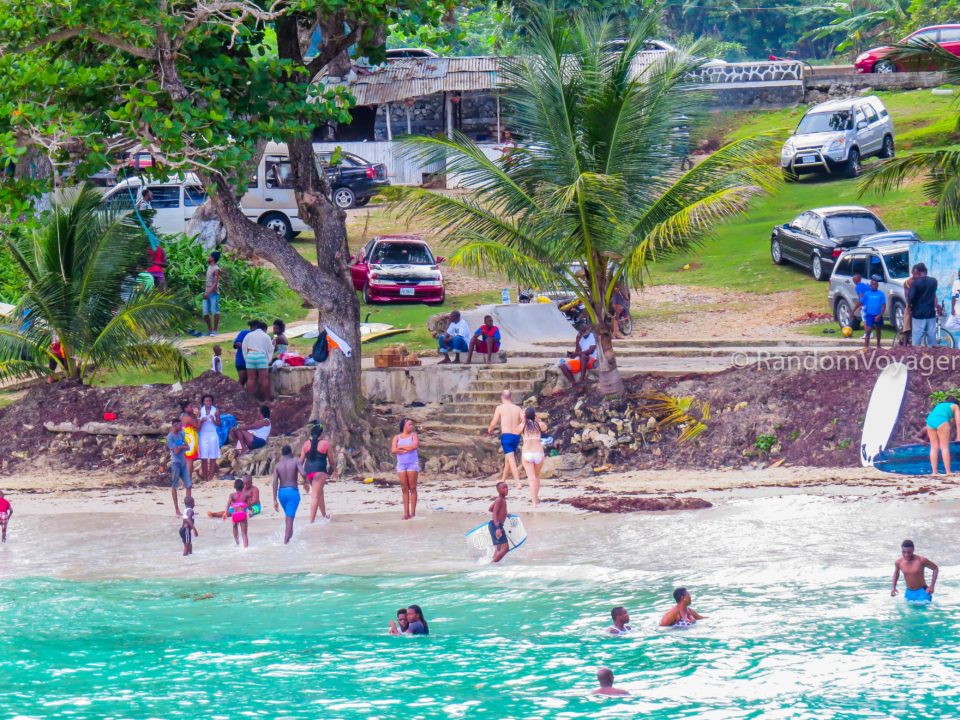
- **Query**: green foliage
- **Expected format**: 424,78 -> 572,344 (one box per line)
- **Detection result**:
0,241 -> 26,303
162,236 -> 279,319
389,0 -> 521,55
860,45 -> 960,234
388,6 -> 778,389
0,184 -> 191,383
0,0 -> 455,224
802,0 -> 911,55
754,434 -> 777,452
929,388 -> 960,404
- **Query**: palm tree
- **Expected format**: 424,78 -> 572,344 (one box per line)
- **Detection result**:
860,40 -> 960,232
0,184 -> 191,383
802,0 -> 911,56
390,8 -> 778,394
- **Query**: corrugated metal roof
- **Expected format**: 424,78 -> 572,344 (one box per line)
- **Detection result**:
316,53 -> 664,106
317,56 -> 502,106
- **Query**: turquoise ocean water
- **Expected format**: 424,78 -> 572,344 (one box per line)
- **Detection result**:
3,493 -> 960,718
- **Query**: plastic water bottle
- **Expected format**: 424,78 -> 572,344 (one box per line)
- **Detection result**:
501,288 -> 510,305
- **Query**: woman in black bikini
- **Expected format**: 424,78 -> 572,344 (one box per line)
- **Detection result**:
299,422 -> 336,523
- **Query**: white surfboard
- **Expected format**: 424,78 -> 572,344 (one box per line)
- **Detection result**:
465,514 -> 527,560
861,361 -> 909,466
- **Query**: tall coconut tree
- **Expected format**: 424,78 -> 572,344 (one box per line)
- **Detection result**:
389,7 -> 778,394
0,184 -> 191,383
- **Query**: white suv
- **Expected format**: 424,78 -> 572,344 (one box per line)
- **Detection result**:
780,96 -> 895,180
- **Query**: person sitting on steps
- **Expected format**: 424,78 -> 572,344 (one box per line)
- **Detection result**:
437,310 -> 471,364
466,315 -> 501,364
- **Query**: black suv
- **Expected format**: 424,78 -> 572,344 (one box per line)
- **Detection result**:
317,151 -> 390,209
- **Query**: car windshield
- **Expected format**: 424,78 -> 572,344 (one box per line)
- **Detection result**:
796,111 -> 852,134
371,243 -> 434,265
825,214 -> 885,238
883,250 -> 910,279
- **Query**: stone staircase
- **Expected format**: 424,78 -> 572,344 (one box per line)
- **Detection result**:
429,366 -> 548,434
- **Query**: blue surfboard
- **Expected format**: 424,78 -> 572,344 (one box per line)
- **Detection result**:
874,442 -> 960,475
465,514 -> 527,555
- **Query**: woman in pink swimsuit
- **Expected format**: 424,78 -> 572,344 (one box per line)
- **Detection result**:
224,478 -> 249,548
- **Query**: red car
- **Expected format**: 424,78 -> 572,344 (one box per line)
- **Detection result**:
855,24 -> 960,73
350,235 -> 445,305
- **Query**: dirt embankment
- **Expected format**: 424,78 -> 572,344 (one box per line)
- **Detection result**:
539,347 -> 957,471
0,372 -> 312,482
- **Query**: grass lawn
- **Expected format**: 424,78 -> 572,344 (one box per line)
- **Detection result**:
652,88 -> 957,311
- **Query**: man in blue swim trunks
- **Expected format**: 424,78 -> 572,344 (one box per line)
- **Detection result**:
855,275 -> 886,350
486,390 -> 524,489
892,539 -> 939,603
273,446 -> 305,545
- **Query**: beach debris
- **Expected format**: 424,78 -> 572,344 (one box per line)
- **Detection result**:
564,495 -> 712,512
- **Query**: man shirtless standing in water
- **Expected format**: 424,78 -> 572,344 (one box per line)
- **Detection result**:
489,482 -> 510,564
486,390 -> 525,489
892,539 -> 939,603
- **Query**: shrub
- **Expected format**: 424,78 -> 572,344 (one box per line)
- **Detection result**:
163,234 -> 280,318
754,434 -> 777,453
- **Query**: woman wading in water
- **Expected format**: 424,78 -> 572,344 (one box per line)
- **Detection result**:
516,407 -> 547,508
299,422 -> 335,522
391,418 -> 420,520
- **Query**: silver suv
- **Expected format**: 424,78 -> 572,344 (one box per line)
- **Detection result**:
781,96 -> 895,180
827,241 -> 914,331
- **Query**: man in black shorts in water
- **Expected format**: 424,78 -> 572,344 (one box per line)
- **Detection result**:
489,481 -> 510,563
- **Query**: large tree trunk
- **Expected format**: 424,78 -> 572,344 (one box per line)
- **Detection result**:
204,174 -> 369,464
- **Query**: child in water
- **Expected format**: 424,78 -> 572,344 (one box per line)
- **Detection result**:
0,490 -> 12,543
225,478 -> 249,548
180,496 -> 198,556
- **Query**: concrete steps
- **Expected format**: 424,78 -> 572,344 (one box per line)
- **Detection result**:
427,366 -> 547,432
509,345 -> 854,359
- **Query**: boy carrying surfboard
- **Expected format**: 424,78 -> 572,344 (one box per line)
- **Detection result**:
489,482 -> 510,563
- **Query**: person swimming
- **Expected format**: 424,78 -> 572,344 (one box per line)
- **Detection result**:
659,587 -> 705,628
593,667 -> 629,696
607,606 -> 632,635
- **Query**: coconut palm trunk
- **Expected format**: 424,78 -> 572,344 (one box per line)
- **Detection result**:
387,7 -> 778,396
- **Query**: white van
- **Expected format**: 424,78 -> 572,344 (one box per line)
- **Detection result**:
102,143 -> 340,241
102,174 -> 207,238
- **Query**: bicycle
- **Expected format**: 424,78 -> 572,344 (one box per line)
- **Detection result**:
889,301 -> 956,349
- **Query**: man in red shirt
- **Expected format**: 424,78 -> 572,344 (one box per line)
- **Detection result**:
146,244 -> 167,289
0,490 -> 12,543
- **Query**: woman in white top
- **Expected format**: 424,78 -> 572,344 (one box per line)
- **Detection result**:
197,394 -> 221,481
514,406 -> 547,508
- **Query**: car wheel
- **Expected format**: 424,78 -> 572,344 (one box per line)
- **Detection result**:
843,148 -> 861,179
880,135 -> 895,159
333,187 -> 357,209
891,300 -> 905,332
771,238 -> 785,265
362,282 -> 375,305
836,298 -> 862,331
874,60 -> 896,74
259,212 -> 293,242
811,253 -> 827,281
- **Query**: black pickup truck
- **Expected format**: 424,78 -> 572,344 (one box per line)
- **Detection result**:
317,151 -> 390,209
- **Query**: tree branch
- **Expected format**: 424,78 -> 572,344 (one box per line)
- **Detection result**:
1,27 -> 155,59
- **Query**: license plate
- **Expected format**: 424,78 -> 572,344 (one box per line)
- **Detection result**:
400,287 -> 416,296
800,155 -> 816,164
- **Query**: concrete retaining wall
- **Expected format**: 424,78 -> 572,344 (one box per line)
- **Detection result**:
362,365 -> 479,405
